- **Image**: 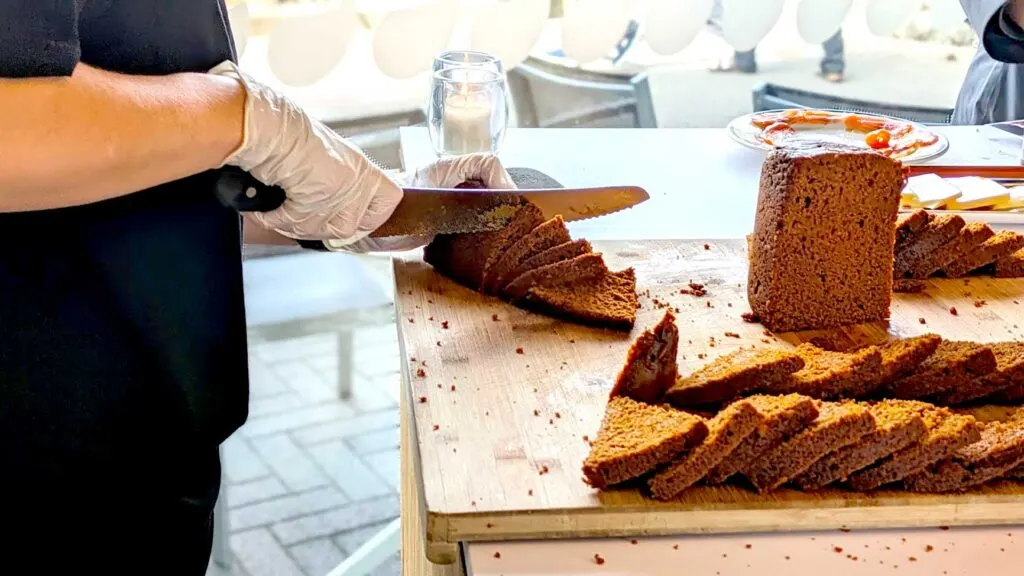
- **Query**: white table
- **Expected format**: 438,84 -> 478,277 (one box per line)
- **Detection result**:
397,127 -> 1024,576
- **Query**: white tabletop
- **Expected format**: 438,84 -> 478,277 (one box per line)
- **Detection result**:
398,126 -> 1024,575
400,125 -> 1023,241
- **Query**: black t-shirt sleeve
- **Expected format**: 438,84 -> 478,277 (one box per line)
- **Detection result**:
0,0 -> 83,78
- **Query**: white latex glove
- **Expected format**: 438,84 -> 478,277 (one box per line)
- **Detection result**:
323,153 -> 518,253
211,61 -> 401,245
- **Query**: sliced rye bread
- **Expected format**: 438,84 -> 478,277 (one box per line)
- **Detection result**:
648,400 -> 764,500
498,239 -> 592,296
942,230 -> 1024,278
994,248 -> 1024,278
907,222 -> 995,279
765,344 -> 884,400
522,268 -> 638,331
743,401 -> 876,491
903,421 -> 1024,492
935,342 -> 1024,405
609,309 -> 679,403
663,348 -> 805,407
478,203 -> 546,290
894,209 -> 931,252
847,408 -> 981,491
581,396 -> 709,489
793,399 -> 929,490
885,341 -> 997,399
481,215 -> 571,294
502,253 -> 608,303
894,214 -> 965,279
870,334 -> 943,394
704,394 -> 819,484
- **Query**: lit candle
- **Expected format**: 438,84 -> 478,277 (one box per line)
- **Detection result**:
442,82 -> 492,155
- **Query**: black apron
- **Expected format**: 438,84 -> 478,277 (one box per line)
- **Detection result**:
0,1 -> 249,569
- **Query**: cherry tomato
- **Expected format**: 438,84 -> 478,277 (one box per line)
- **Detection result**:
865,128 -> 891,149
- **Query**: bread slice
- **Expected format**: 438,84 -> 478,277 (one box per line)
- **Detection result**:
907,222 -> 994,279
747,144 -> 904,332
663,348 -> 805,407
894,214 -> 965,279
886,341 -> 997,399
499,239 -> 592,295
422,202 -> 542,289
704,394 -> 819,484
522,268 -> 638,331
994,248 -> 1024,278
894,209 -> 930,252
848,408 -> 981,490
609,309 -> 679,403
648,400 -> 764,500
793,399 -> 929,490
582,396 -> 709,489
744,401 -> 876,491
904,421 -> 1024,492
935,342 -> 1024,405
870,334 -> 943,393
481,216 -> 571,294
942,230 -> 1024,278
502,253 -> 608,303
766,344 -> 884,399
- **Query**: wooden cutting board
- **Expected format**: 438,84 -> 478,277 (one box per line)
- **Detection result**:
394,239 -> 1024,565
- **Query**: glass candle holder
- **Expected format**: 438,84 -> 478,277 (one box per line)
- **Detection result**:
427,67 -> 509,157
432,50 -> 505,75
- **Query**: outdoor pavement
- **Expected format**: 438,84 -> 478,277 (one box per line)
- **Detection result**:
208,252 -> 402,576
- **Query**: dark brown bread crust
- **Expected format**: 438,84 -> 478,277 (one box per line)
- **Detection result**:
423,231 -> 503,289
894,214 -> 965,279
895,209 -> 930,251
994,248 -> 1024,278
886,341 -> 997,399
523,268 -> 638,331
793,400 -> 929,490
744,401 -> 876,491
480,203 -> 545,290
747,145 -> 903,332
663,348 -> 805,407
648,400 -> 764,500
610,310 -> 679,403
936,342 -> 1024,405
903,422 -> 1024,492
942,230 -> 1024,278
704,394 -> 819,484
907,222 -> 994,279
582,396 -> 709,489
499,239 -> 592,295
482,215 -> 571,294
503,253 -> 608,303
848,409 -> 981,490
767,344 -> 884,399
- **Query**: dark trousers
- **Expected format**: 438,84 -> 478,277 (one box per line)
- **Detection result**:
2,445 -> 221,575
735,31 -> 845,74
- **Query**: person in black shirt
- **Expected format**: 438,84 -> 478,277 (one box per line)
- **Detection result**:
0,1 -> 513,572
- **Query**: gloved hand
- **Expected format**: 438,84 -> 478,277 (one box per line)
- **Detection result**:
211,61 -> 401,245
323,152 -> 518,253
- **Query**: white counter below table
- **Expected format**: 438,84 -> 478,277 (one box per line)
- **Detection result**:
397,126 -> 1024,576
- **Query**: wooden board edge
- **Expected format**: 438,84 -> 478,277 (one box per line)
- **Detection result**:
440,501 -> 1024,543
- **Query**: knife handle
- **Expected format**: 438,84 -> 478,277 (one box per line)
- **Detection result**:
215,166 -> 287,212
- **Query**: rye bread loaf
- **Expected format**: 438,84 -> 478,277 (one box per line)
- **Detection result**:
748,144 -> 904,332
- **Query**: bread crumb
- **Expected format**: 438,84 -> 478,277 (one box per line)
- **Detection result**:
909,556 -> 917,562
408,318 -> 414,323
493,552 -> 500,559
974,299 -> 987,308
516,347 -> 524,354
555,412 -> 561,418
918,317 -> 926,324
492,313 -> 500,321
527,489 -> 533,495
925,545 -> 934,552
745,544 -> 752,549
416,368 -> 427,378
441,320 -> 449,329
949,307 -> 958,316
703,243 -> 710,250
593,554 -> 605,565
450,384 -> 456,391
631,539 -> 638,545
486,523 -> 494,528
418,396 -> 427,403
673,545 -> 679,550
725,331 -> 740,338
706,301 -> 713,308
741,312 -> 760,323
834,547 -> 843,553
428,315 -> 434,321
582,434 -> 589,442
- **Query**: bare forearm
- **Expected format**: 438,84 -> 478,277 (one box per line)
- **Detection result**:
0,63 -> 244,212
243,215 -> 298,246
1012,0 -> 1024,27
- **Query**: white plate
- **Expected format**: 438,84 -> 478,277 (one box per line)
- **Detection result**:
727,109 -> 949,165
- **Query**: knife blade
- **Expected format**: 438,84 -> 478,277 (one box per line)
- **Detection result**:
214,166 -> 649,237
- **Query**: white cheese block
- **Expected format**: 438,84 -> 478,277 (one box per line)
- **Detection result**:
902,174 -> 962,208
946,176 -> 1012,210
